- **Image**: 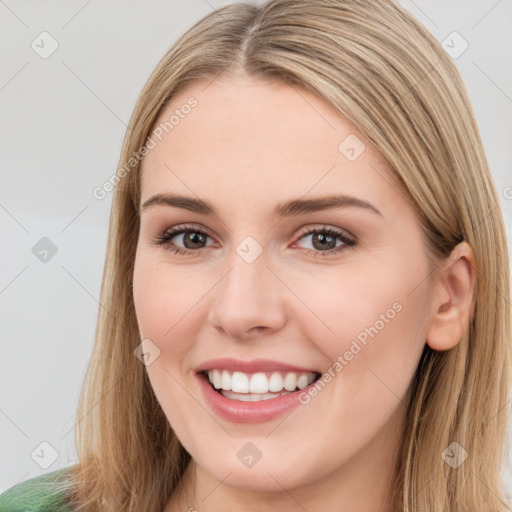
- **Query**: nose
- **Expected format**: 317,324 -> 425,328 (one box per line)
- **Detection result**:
207,252 -> 286,340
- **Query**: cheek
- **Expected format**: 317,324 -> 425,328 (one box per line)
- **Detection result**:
133,251 -> 201,342
288,261 -> 425,352
290,256 -> 430,398
132,252 -> 205,434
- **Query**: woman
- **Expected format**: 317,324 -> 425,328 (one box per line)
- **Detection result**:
1,0 -> 510,511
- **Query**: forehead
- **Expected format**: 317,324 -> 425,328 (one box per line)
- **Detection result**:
139,74 -> 400,215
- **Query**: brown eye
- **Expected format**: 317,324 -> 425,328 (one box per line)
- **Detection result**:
153,225 -> 213,255
295,226 -> 356,255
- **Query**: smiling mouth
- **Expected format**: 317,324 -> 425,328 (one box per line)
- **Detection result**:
199,369 -> 322,402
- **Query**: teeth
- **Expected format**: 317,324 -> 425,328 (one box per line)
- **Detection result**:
268,372 -> 283,392
249,372 -> 268,393
297,374 -> 310,390
206,369 -> 316,394
221,389 -> 292,402
221,370 -> 231,391
283,372 -> 297,391
232,371 -> 249,393
212,370 -> 222,389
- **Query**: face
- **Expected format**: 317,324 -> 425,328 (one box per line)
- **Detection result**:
133,74 -> 434,493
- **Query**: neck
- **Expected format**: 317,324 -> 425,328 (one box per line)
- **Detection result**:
164,416 -> 403,512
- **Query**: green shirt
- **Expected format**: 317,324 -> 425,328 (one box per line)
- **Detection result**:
0,467 -> 73,512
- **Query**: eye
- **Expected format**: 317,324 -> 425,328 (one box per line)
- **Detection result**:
293,225 -> 356,256
152,224 -> 214,255
152,224 -> 356,257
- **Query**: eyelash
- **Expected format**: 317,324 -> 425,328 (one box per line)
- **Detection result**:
152,224 -> 356,257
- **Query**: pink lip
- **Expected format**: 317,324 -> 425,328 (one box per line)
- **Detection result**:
195,358 -> 318,374
196,372 -> 317,424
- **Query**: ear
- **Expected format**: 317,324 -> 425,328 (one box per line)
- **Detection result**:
426,242 -> 477,351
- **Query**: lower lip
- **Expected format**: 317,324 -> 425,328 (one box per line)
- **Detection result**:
197,373 -> 315,424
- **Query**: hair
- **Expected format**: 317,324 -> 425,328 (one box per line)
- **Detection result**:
63,0 -> 511,510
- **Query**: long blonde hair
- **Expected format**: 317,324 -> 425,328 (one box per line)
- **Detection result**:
66,1 -> 511,510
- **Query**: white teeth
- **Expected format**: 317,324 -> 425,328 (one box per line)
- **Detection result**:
231,371 -> 249,393
212,370 -> 222,389
249,372 -> 268,393
221,389 -> 291,402
283,372 -> 297,391
221,370 -> 231,391
268,372 -> 283,392
205,369 -> 317,395
297,374 -> 309,390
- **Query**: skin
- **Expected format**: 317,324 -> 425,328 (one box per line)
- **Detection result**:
132,73 -> 476,512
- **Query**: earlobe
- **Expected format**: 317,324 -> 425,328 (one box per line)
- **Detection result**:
426,242 -> 477,351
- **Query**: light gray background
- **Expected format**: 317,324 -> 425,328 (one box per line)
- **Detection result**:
1,0 -> 511,497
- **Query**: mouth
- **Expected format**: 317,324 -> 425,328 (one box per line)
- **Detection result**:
195,360 -> 324,423
198,369 -> 322,402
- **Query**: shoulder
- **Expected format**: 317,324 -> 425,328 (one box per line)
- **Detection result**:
0,466 -> 75,512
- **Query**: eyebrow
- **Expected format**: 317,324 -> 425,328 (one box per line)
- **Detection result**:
140,193 -> 382,217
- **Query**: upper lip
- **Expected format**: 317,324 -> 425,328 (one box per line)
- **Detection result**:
196,358 -> 320,374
